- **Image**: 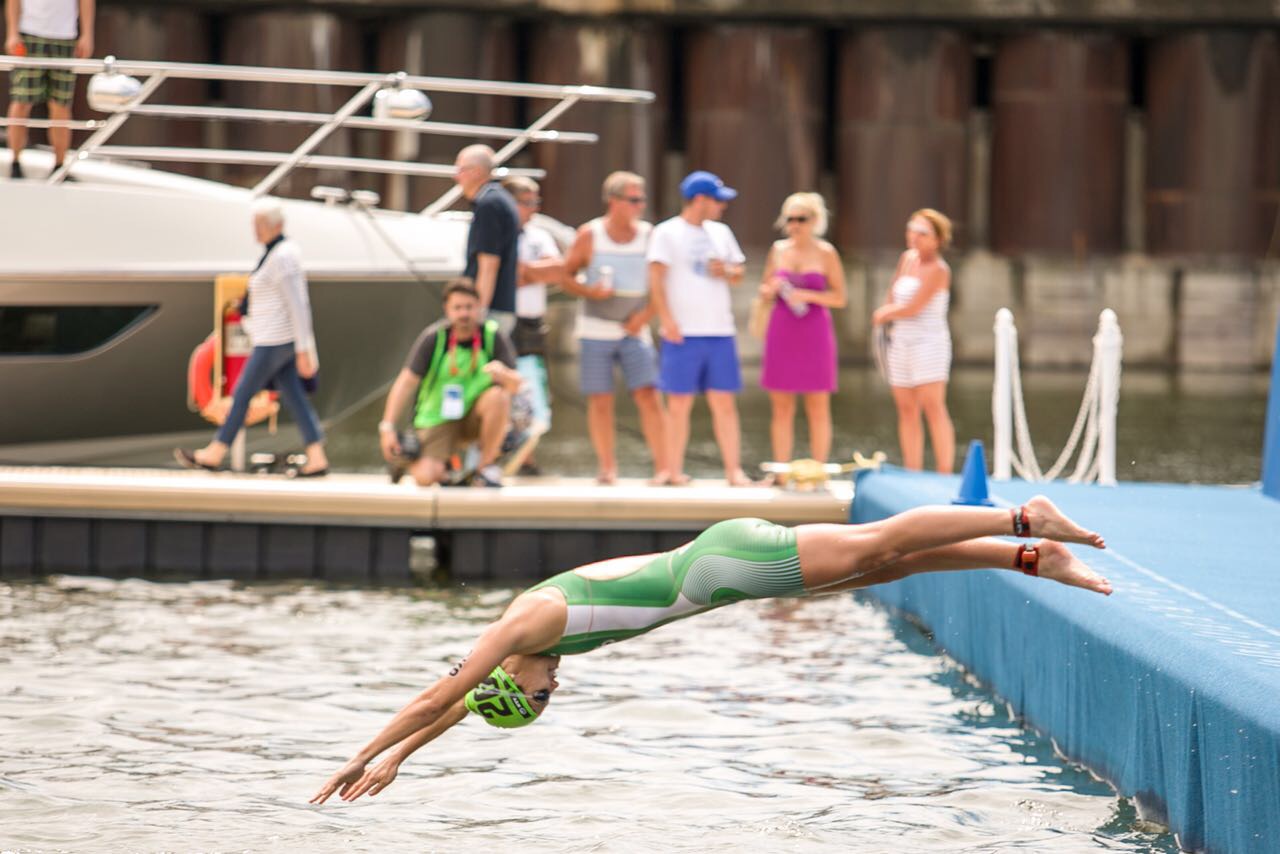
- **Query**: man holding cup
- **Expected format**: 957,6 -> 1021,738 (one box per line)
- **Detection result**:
647,170 -> 749,486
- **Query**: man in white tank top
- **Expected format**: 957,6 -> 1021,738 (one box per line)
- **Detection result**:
561,172 -> 671,485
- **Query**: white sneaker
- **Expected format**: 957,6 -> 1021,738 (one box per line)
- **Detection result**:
474,464 -> 503,488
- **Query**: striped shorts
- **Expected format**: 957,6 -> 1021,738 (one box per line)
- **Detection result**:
10,34 -> 76,105
885,331 -> 952,388
578,336 -> 659,395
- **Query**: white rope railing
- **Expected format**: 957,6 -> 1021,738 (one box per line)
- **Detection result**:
992,308 -> 1123,486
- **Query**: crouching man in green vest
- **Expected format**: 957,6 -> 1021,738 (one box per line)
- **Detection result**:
378,279 -> 523,487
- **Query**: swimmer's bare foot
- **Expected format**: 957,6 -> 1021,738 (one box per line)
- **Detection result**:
596,469 -> 617,486
664,472 -> 692,486
726,469 -> 753,487
1022,495 -> 1106,548
648,470 -> 675,486
1031,539 -> 1112,595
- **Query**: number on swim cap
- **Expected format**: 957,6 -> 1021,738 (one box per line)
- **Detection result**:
464,665 -> 540,729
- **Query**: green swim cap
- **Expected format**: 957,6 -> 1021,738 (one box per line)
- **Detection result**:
464,665 -> 540,729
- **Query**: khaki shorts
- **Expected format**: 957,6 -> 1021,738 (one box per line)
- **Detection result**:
418,406 -> 485,461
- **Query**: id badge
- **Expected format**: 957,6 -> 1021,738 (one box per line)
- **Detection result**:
441,383 -> 465,421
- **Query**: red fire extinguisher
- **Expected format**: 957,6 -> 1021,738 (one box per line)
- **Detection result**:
222,300 -> 252,395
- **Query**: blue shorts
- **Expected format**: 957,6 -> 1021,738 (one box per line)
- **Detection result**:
579,336 -> 660,396
660,336 -> 742,394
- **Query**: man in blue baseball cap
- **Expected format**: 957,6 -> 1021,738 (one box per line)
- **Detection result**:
679,170 -> 738,203
647,170 -> 750,486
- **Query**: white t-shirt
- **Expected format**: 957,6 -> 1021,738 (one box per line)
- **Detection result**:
516,224 -> 560,319
20,0 -> 80,40
646,216 -> 745,337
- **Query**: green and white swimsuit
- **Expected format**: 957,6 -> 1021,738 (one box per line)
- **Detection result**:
530,518 -> 805,655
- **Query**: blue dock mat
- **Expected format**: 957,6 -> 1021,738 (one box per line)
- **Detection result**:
850,468 -> 1280,854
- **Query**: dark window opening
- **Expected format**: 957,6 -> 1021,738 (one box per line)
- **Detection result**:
821,28 -> 840,174
667,27 -> 686,153
0,306 -> 156,355
207,13 -> 224,102
974,50 -> 993,109
1129,38 -> 1147,110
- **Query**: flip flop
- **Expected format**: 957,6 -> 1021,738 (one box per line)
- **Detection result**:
174,448 -> 220,472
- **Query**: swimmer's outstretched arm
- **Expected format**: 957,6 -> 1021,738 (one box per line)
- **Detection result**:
337,699 -> 471,802
310,592 -> 564,805
309,626 -> 513,805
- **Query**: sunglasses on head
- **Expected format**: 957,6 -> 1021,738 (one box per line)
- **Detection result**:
518,197 -> 542,207
786,215 -> 810,224
907,223 -> 933,236
615,194 -> 646,204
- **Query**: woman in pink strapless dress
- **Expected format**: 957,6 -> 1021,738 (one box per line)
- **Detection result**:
758,193 -> 847,471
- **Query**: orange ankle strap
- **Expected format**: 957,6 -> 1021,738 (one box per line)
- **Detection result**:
1014,544 -> 1039,576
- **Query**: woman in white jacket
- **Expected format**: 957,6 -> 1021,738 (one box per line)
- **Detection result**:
176,199 -> 329,476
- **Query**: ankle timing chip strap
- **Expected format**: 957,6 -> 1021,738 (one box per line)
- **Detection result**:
1011,506 -> 1030,537
1014,544 -> 1039,576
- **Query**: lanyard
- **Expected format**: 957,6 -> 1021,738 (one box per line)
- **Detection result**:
446,328 -> 481,376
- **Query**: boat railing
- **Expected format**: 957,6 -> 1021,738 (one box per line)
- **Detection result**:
0,54 -> 654,211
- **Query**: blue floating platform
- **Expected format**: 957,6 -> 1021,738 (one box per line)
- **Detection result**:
851,467 -> 1280,854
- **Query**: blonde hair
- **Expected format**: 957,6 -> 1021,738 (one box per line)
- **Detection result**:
602,170 -> 644,203
775,192 -> 828,237
910,208 -> 953,248
503,176 -> 540,197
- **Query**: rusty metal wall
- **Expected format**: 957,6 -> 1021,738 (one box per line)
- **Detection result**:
376,12 -> 517,212
684,24 -> 824,246
7,8 -> 1280,263
834,27 -> 971,253
1145,31 -> 1280,257
528,20 -> 670,229
990,31 -> 1129,255
82,8 -> 212,177
220,11 -> 363,196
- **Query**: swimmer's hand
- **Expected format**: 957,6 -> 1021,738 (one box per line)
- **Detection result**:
310,759 -> 366,805
340,757 -> 401,802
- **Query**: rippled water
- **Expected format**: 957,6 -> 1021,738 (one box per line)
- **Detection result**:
1,577 -> 1176,852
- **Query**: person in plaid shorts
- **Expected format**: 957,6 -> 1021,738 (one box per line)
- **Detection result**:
5,0 -> 95,178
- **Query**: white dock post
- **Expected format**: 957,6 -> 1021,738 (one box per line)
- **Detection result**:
992,308 -> 1015,481
1095,309 -> 1123,486
231,429 -> 247,472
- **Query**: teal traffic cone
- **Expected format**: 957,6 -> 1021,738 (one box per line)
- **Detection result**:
952,440 -> 994,505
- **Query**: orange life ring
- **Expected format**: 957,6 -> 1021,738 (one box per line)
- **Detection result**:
186,333 -> 279,428
188,333 -> 217,413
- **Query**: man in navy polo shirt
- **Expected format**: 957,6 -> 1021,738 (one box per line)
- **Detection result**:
453,144 -> 520,336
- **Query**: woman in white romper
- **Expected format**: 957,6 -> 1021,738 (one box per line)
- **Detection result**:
872,209 -> 955,473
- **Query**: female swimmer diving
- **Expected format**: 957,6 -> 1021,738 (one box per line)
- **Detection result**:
311,496 -> 1109,804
